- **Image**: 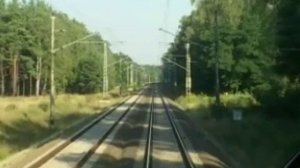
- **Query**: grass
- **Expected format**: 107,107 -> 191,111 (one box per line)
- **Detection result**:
0,93 -> 123,161
176,93 -> 259,118
176,93 -> 300,168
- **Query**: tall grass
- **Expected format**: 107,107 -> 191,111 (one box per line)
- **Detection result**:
177,93 -> 258,118
176,93 -> 299,168
0,94 -> 122,160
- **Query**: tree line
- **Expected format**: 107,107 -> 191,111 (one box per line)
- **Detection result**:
163,0 -> 300,117
0,0 -> 160,96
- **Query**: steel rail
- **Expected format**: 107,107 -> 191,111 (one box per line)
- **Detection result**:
160,95 -> 196,168
143,88 -> 154,168
74,90 -> 145,168
25,90 -> 144,168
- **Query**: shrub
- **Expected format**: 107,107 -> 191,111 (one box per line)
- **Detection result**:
109,91 -> 120,98
221,93 -> 258,109
177,93 -> 258,118
254,77 -> 300,118
5,104 -> 17,111
38,102 -> 49,112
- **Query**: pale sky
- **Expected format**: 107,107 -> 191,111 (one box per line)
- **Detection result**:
45,0 -> 192,65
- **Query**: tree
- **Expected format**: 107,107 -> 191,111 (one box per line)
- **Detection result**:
72,57 -> 101,94
163,0 -> 300,117
276,0 -> 300,78
0,0 -> 142,96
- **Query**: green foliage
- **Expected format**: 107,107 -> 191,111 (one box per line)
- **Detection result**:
276,0 -> 300,77
164,0 -> 300,118
177,93 -> 258,118
0,0 -> 153,96
72,57 -> 102,94
193,115 -> 300,168
255,77 -> 300,118
177,93 -> 300,167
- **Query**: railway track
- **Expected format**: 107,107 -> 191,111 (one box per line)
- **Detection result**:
160,94 -> 195,168
144,88 -> 197,168
23,89 -> 145,168
22,86 -> 199,168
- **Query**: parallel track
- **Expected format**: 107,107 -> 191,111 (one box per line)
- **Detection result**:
24,90 -> 144,168
143,88 -> 154,168
74,92 -> 143,168
160,94 -> 195,168
143,86 -> 195,168
25,87 -> 196,168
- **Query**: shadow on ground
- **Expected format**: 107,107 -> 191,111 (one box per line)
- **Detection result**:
0,86 -> 232,168
49,86 -> 229,168
0,112 -> 99,160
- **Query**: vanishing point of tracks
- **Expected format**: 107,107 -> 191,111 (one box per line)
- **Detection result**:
23,84 -> 197,168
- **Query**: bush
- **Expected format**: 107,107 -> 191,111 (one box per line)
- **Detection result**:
177,94 -> 213,109
5,104 -> 17,111
38,102 -> 49,112
109,88 -> 120,98
177,93 -> 258,118
70,58 -> 102,94
254,77 -> 300,118
263,89 -> 300,118
221,93 -> 258,109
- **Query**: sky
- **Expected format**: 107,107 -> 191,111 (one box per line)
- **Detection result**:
45,0 -> 192,65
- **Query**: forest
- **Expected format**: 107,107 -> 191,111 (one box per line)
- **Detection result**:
0,0 -> 160,97
163,0 -> 300,118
